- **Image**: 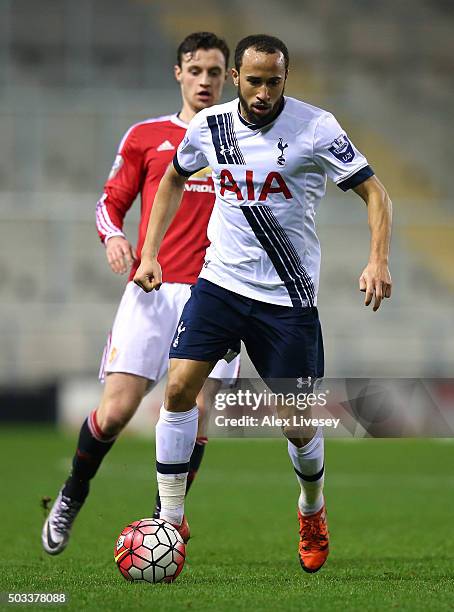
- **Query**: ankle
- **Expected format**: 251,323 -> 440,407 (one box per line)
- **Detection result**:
62,478 -> 89,503
160,508 -> 183,526
298,493 -> 324,516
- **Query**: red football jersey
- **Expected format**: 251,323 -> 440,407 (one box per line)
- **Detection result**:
95,114 -> 215,284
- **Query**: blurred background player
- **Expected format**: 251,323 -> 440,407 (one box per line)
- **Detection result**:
134,34 -> 392,574
42,32 -> 239,555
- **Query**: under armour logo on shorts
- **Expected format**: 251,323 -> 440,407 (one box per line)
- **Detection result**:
297,376 -> 312,389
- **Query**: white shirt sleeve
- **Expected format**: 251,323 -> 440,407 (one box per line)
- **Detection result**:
313,113 -> 372,188
173,114 -> 209,177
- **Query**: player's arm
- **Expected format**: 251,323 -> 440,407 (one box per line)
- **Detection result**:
312,113 -> 393,311
133,164 -> 188,292
134,111 -> 208,292
105,236 -> 136,275
96,127 -> 143,274
97,189 -> 137,275
353,175 -> 392,311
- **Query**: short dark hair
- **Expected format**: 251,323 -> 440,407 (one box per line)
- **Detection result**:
234,34 -> 289,71
177,32 -> 230,69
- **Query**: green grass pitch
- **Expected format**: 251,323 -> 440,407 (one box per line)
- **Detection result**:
1,427 -> 454,611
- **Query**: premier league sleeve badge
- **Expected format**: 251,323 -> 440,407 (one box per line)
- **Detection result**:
328,134 -> 355,164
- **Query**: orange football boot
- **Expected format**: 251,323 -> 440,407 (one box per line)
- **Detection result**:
298,504 -> 329,573
171,515 -> 190,543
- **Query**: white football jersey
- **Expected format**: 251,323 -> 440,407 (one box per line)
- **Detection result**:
174,96 -> 373,307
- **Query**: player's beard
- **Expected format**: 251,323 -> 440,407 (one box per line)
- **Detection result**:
238,85 -> 285,126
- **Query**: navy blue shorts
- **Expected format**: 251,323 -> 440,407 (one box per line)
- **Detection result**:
169,279 -> 324,380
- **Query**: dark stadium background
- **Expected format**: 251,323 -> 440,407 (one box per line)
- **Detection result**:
1,1 -> 453,609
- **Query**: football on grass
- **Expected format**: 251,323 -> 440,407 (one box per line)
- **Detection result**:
114,518 -> 186,583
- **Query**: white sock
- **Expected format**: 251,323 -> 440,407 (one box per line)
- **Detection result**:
155,405 -> 198,525
287,428 -> 325,515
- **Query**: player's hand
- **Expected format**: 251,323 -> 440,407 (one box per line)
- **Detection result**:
359,262 -> 392,312
133,257 -> 162,292
105,236 -> 136,274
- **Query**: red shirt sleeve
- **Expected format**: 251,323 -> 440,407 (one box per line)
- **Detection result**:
95,125 -> 144,243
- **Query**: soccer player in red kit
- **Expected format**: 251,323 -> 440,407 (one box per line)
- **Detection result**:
42,32 -> 237,554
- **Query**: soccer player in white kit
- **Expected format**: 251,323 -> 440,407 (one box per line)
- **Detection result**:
42,32 -> 240,555
134,34 -> 393,573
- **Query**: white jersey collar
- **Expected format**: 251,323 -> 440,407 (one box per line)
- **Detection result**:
170,113 -> 189,128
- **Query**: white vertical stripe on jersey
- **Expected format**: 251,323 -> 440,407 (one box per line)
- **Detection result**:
95,203 -> 113,237
96,204 -> 117,238
96,194 -> 124,238
99,201 -> 122,234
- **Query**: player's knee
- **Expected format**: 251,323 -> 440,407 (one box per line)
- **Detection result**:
96,411 -> 126,437
282,428 -> 317,447
282,426 -> 300,442
96,401 -> 134,436
166,379 -> 197,412
97,394 -> 141,436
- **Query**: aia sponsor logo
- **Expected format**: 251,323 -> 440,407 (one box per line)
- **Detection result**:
220,169 -> 293,201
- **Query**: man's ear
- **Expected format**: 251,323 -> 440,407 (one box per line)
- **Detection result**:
231,68 -> 239,87
174,65 -> 182,83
